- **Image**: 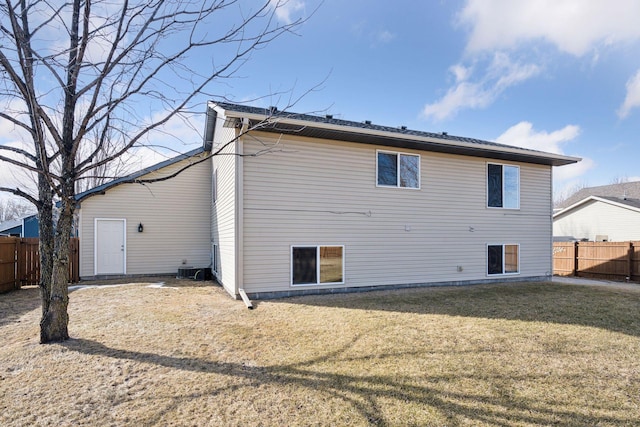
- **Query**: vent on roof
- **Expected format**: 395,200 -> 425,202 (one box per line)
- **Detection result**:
364,120 -> 372,125
400,125 -> 407,130
441,132 -> 448,136
269,106 -> 278,114
326,114 -> 333,119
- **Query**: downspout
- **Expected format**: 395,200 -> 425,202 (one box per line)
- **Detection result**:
239,288 -> 253,309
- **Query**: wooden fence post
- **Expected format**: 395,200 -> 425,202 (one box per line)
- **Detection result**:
573,241 -> 578,277
629,242 -> 634,281
15,238 -> 21,290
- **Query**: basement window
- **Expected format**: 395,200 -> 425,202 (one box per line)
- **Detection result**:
488,244 -> 519,275
291,245 -> 344,285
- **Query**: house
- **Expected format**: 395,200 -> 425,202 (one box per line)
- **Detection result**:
0,213 -> 38,237
75,101 -> 579,297
553,182 -> 640,241
208,102 -> 579,299
75,148 -> 212,277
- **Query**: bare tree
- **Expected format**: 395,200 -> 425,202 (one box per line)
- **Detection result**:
0,198 -> 34,222
0,0 -> 311,342
553,181 -> 589,208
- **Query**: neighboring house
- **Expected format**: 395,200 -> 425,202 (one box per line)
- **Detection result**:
556,181 -> 640,211
75,148 -> 212,277
553,193 -> 640,242
75,101 -> 579,297
208,102 -> 579,299
0,213 -> 38,237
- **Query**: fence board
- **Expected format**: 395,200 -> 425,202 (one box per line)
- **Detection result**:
0,237 -> 18,292
553,241 -> 640,282
0,236 -> 79,293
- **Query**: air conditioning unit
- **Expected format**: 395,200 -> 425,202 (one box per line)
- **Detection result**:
177,267 -> 212,280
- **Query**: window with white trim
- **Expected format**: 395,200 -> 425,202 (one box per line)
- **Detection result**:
291,245 -> 344,285
487,244 -> 519,275
487,163 -> 519,209
377,151 -> 420,188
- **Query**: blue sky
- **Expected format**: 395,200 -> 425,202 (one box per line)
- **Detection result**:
225,0 -> 640,198
2,0 -> 640,203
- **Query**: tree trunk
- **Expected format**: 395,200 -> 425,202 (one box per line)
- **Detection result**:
38,177 -> 54,317
39,198 -> 72,343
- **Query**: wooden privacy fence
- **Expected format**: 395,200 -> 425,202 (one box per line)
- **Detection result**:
553,241 -> 640,282
0,237 -> 79,293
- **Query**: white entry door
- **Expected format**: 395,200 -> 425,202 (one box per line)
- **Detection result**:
95,219 -> 126,275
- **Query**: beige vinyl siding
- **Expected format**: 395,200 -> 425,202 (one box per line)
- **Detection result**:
241,133 -> 553,293
554,200 -> 640,241
78,153 -> 211,277
211,121 -> 239,296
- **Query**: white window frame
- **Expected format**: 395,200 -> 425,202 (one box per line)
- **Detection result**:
487,163 -> 520,209
376,150 -> 421,189
290,245 -> 345,286
487,243 -> 520,276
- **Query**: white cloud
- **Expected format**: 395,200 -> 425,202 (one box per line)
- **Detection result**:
495,121 -> 593,188
450,64 -> 472,83
553,158 -> 596,186
269,0 -> 305,25
617,70 -> 640,119
422,53 -> 540,121
458,0 -> 640,56
376,30 -> 395,44
495,121 -> 580,154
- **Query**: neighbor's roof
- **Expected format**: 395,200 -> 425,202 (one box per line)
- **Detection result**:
556,181 -> 640,210
0,217 -> 21,232
0,213 -> 37,232
76,147 -> 205,203
212,102 -> 580,167
553,195 -> 640,218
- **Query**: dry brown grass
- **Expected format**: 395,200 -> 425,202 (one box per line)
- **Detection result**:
1,279 -> 640,426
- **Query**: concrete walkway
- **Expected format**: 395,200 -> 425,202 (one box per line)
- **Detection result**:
552,276 -> 640,292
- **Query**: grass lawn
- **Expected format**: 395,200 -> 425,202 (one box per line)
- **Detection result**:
1,279 -> 639,426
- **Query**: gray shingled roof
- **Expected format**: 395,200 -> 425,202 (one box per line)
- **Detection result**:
215,102 -> 578,166
598,196 -> 640,210
557,182 -> 640,209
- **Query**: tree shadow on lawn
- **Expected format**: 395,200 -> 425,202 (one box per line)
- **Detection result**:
275,282 -> 640,338
0,286 -> 41,327
62,336 -> 634,426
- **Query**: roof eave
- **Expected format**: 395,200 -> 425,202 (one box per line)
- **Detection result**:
553,195 -> 640,218
221,108 -> 580,167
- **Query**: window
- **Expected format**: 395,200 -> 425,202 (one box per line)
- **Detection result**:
377,151 -> 419,188
487,163 -> 519,209
487,244 -> 519,275
291,245 -> 344,285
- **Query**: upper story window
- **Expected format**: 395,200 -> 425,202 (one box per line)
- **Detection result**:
377,150 -> 420,189
487,163 -> 519,209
